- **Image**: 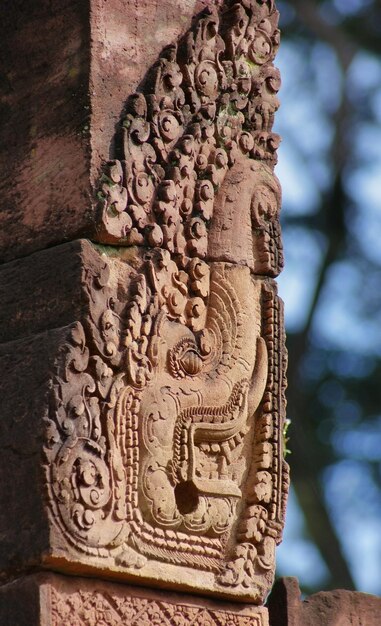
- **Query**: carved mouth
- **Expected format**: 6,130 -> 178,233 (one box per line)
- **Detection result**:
172,380 -> 249,498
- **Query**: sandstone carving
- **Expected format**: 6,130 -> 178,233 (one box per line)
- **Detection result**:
50,581 -> 268,626
43,0 -> 288,602
0,572 -> 268,626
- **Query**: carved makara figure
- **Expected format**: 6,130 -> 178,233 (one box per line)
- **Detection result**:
44,0 -> 289,602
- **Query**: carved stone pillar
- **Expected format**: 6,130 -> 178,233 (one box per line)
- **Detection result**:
0,0 -> 288,623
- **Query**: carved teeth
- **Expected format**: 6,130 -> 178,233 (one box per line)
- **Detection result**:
219,456 -> 228,478
221,442 -> 231,463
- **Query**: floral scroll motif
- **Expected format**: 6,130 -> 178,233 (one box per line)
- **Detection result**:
44,0 -> 288,603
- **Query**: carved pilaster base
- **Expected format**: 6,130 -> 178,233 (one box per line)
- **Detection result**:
0,573 -> 269,626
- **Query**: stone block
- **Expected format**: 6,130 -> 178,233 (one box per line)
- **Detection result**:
267,577 -> 381,626
0,236 -> 288,602
0,0 -> 205,262
0,572 -> 269,626
0,0 -> 288,604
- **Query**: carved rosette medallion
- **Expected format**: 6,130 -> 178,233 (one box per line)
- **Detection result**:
43,0 -> 288,602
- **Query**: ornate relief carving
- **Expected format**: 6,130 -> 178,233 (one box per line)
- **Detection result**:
50,585 -> 266,626
43,0 -> 288,603
98,0 -> 282,277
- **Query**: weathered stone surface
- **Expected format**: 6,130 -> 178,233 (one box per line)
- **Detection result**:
0,0 -> 288,605
0,233 -> 287,601
0,325 -> 73,581
98,0 -> 283,280
0,0 -> 208,262
267,577 -> 381,626
0,239 -> 100,343
0,572 -> 269,625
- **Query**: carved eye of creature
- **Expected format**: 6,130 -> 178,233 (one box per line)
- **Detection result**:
168,338 -> 205,379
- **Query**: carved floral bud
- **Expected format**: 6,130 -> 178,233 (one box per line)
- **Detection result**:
147,223 -> 164,247
237,73 -> 251,96
248,30 -> 272,66
159,179 -> 177,203
199,328 -> 213,356
78,460 -> 97,487
108,160 -> 123,184
93,356 -> 113,400
238,504 -> 268,543
195,61 -> 219,98
179,135 -> 194,156
70,321 -> 86,348
196,153 -> 208,171
104,184 -> 128,215
180,163 -> 193,181
239,131 -> 254,155
163,64 -> 183,91
167,289 -> 187,318
155,248 -> 170,269
185,297 -> 206,331
266,67 -> 281,94
187,217 -> 208,258
102,161 -> 128,215
130,203 -> 148,229
68,395 -> 85,418
134,172 -> 154,205
215,148 -> 228,169
159,112 -> 181,143
100,310 -> 120,358
73,504 -> 95,530
128,115 -> 151,145
127,92 -> 147,118
141,315 -> 152,338
219,123 -> 232,147
267,132 -> 281,154
198,181 -> 214,202
181,190 -> 194,218
207,148 -> 229,186
196,180 -> 214,221
188,257 -> 210,298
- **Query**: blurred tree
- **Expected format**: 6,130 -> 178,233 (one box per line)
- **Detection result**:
274,0 -> 381,595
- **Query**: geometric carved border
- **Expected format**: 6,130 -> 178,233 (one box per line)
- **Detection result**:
0,572 -> 268,626
51,587 -> 267,626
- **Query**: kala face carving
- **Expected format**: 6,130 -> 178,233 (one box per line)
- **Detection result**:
44,0 -> 288,602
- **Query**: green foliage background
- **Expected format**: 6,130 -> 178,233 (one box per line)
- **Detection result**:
274,0 -> 381,594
